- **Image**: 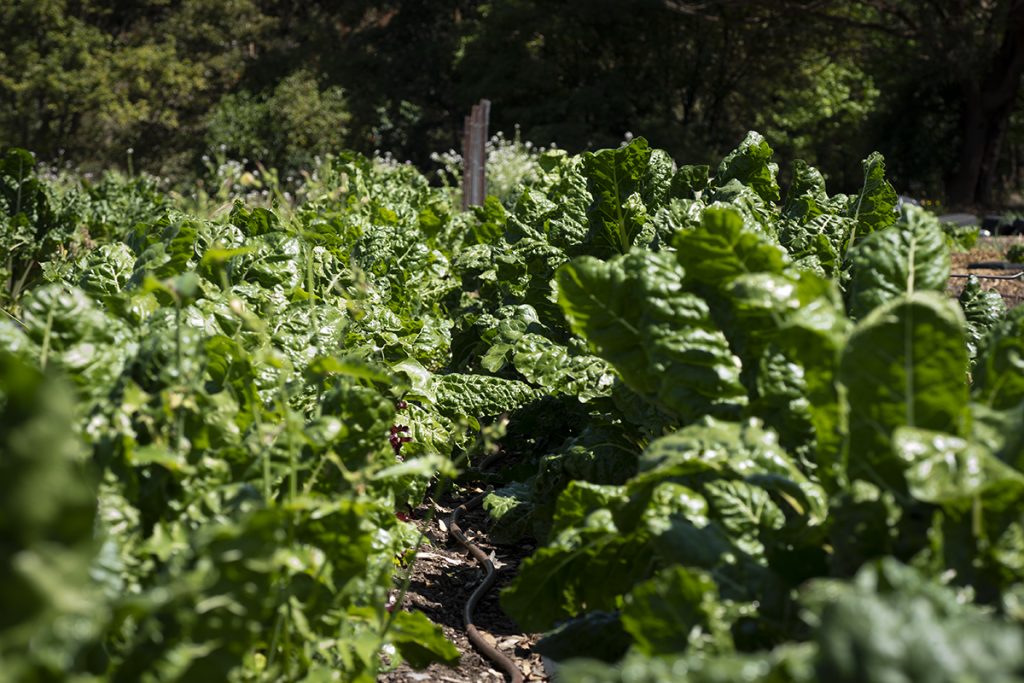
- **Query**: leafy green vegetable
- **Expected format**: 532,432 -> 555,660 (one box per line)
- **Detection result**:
4,131 -> 1022,682
714,131 -> 781,204
845,151 -> 898,246
0,353 -> 100,681
556,250 -> 745,422
973,306 -> 1024,410
502,503 -> 654,632
675,207 -> 790,286
621,566 -> 732,656
958,275 -> 1006,364
581,137 -> 659,257
846,205 -> 950,319
806,559 -> 1024,683
839,293 -> 969,490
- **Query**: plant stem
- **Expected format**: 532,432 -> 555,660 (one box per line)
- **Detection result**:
39,300 -> 55,370
174,302 -> 184,454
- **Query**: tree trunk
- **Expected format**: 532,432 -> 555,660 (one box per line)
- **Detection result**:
948,0 -> 1024,207
977,96 -> 1015,205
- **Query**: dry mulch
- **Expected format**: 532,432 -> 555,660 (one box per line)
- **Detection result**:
378,487 -> 551,683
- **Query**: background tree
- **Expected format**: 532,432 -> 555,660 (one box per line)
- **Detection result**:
2,0 -> 1023,207
0,0 -> 272,175
779,0 -> 1024,205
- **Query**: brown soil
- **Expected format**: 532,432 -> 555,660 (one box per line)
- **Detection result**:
947,235 -> 1024,308
378,487 -> 550,683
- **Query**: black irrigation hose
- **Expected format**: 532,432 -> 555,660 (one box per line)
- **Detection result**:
949,271 -> 1024,280
967,261 -> 1024,271
448,488 -> 526,683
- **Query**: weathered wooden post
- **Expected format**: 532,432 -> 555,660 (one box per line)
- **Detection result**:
461,99 -> 491,210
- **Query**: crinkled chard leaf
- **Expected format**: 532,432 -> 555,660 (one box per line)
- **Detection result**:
780,213 -> 853,278
675,207 -> 789,288
557,250 -> 745,422
632,417 -> 828,531
783,159 -> 829,223
621,565 -> 733,657
432,373 -> 539,419
840,292 -> 969,491
973,306 -> 1024,410
670,164 -> 711,200
508,332 -> 615,401
714,131 -> 781,204
78,242 -> 136,298
846,205 -> 951,319
845,151 -> 898,245
501,507 -> 654,632
581,137 -> 658,257
958,275 -> 1006,364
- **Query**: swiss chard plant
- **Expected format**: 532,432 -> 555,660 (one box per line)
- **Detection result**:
1,130 -> 1021,682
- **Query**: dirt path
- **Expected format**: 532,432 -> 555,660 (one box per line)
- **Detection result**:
379,488 -> 551,683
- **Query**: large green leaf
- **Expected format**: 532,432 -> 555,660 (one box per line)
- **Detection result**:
581,137 -> 654,256
507,155 -> 591,250
957,275 -> 1006,364
19,283 -> 135,398
719,270 -> 840,364
482,321 -> 616,401
973,306 -> 1024,410
893,427 -> 1024,505
840,292 -> 969,490
501,508 -> 654,632
779,162 -> 854,278
513,334 -> 614,400
556,250 -> 745,422
674,207 -> 789,288
631,418 -> 827,531
78,243 -> 136,298
766,306 -> 849,488
670,164 -> 711,199
779,215 -> 852,278
845,151 -> 898,246
234,231 -> 304,290
620,566 -> 732,656
714,131 -> 780,203
675,206 -> 848,478
782,159 -> 829,223
806,559 -> 1024,683
550,480 -> 630,537
432,372 -> 539,418
386,609 -> 460,668
20,284 -> 112,352
846,206 -> 951,319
